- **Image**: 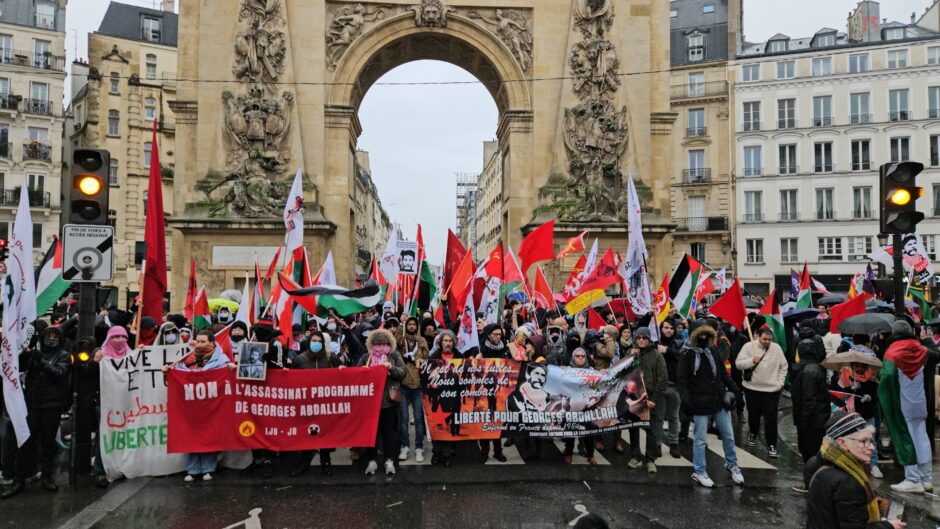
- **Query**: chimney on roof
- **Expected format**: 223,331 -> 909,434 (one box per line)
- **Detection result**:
161,0 -> 175,13
912,12 -> 917,24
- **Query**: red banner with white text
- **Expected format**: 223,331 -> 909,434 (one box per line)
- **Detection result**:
166,367 -> 386,453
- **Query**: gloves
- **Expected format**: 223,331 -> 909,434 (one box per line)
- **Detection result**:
859,394 -> 872,403
851,381 -> 861,391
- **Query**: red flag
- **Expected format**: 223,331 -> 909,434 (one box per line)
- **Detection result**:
263,246 -> 283,283
587,306 -> 606,331
184,258 -> 197,322
370,256 -> 388,286
215,323 -> 234,361
139,120 -> 167,346
556,229 -> 588,259
577,248 -> 620,295
532,266 -> 557,312
518,220 -> 555,276
447,249 -> 475,322
829,293 -> 871,334
484,242 -> 504,279
562,254 -> 588,302
252,258 -> 264,325
442,229 -> 468,295
709,279 -> 748,328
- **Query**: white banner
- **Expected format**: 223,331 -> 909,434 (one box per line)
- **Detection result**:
99,345 -> 188,480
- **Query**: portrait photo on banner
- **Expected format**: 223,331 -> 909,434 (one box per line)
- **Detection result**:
396,240 -> 419,275
237,341 -> 268,381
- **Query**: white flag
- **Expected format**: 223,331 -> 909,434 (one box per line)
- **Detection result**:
283,168 -> 304,253
379,227 -> 400,286
624,173 -> 652,316
868,231 -> 935,283
478,276 -> 502,325
455,289 -> 479,354
2,176 -> 36,446
315,250 -> 337,286
234,274 -> 251,326
716,268 -> 728,292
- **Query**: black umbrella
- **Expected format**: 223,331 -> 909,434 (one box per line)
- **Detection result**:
783,307 -> 819,324
837,313 -> 895,336
816,293 -> 848,305
865,298 -> 893,313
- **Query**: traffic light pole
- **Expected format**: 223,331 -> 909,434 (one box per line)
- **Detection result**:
69,275 -> 97,484
893,233 -> 905,318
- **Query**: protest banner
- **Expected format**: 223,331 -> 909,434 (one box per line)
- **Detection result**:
167,367 -> 386,452
421,356 -> 648,441
99,344 -> 188,480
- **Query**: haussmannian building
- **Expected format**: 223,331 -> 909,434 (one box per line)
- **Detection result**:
473,140 -> 502,256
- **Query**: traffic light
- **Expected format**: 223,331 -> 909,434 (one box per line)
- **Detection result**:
880,161 -> 925,234
0,239 -> 7,261
69,149 -> 110,225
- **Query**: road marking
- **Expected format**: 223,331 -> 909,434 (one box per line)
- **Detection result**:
57,477 -> 152,529
484,443 -> 526,465
706,434 -> 776,470
568,504 -> 590,527
221,508 -> 263,529
622,430 -> 693,467
551,439 -> 611,465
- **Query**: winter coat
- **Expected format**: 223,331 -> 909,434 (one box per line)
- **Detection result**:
804,454 -> 893,529
399,329 -> 430,390
734,340 -> 788,393
543,326 -> 567,367
829,372 -> 878,421
178,344 -> 230,372
360,328 -> 407,409
292,346 -> 334,370
584,330 -> 615,371
636,342 -> 667,405
677,325 -> 739,416
792,338 -> 831,429
660,334 -> 683,384
23,328 -> 70,410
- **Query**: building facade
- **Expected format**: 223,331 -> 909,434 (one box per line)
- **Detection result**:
67,1 -> 178,306
0,0 -> 67,260
668,0 -> 740,276
473,140 -> 503,256
353,150 -> 393,276
733,0 -> 940,296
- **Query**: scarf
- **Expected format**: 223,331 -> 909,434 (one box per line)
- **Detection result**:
838,366 -> 876,387
820,438 -> 880,522
691,346 -> 716,376
102,326 -> 130,359
885,338 -> 927,379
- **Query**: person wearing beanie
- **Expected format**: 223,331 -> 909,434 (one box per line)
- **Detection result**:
358,328 -> 406,477
880,319 -> 934,494
735,327 -> 788,459
626,326 -> 667,474
658,318 -> 684,457
427,330 -> 463,467
792,325 -> 831,465
397,316 -> 430,464
477,324 -> 509,463
805,412 -> 901,529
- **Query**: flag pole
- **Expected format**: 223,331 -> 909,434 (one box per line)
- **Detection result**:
132,259 -> 146,341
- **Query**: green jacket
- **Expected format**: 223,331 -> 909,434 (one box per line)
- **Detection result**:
637,343 -> 668,404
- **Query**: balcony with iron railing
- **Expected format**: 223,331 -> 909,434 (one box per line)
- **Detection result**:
686,127 -> 707,137
34,12 -> 56,30
161,72 -> 177,89
779,212 -> 800,221
813,116 -> 834,127
743,213 -> 765,223
24,99 -> 52,116
852,210 -> 874,220
931,109 -> 940,119
850,114 -> 872,124
742,167 -> 762,177
777,118 -> 797,129
23,142 -> 51,162
742,121 -> 762,132
779,165 -> 799,175
674,216 -> 729,232
670,81 -> 728,101
0,188 -> 52,208
814,163 -> 835,173
852,162 -> 873,172
0,49 -> 65,71
0,93 -> 18,111
681,168 -> 711,184
889,110 -> 912,121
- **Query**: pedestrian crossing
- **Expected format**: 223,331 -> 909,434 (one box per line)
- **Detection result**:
622,429 -> 693,467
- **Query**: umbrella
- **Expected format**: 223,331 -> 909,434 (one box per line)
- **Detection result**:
783,307 -> 818,324
506,291 -> 528,303
837,313 -> 895,336
822,349 -> 883,372
208,298 -> 239,313
816,293 -> 848,305
781,301 -> 796,312
865,299 -> 893,313
743,298 -> 761,309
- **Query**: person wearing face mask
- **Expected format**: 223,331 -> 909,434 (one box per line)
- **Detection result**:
216,307 -> 233,325
154,322 -> 180,346
397,316 -> 429,464
626,327 -> 667,473
562,347 -> 598,465
290,330 -> 336,477
229,321 -> 249,347
508,326 -> 530,361
659,319 -> 684,457
544,320 -> 566,365
2,327 -> 70,498
477,324 -> 509,463
179,327 -> 192,344
358,328 -> 406,477
91,326 -> 131,487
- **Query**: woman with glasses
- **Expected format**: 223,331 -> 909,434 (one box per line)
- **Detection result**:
805,411 -> 904,529
561,347 -> 597,465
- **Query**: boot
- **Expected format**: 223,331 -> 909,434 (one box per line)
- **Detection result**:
40,476 -> 58,493
0,481 -> 25,500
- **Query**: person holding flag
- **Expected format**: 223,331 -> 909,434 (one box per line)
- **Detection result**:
735,327 -> 788,459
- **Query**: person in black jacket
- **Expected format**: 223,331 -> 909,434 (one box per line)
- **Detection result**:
659,319 -> 684,457
805,412 -> 903,529
477,324 -> 508,463
792,331 -> 831,465
2,327 -> 70,498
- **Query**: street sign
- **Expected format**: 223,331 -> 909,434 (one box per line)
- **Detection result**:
62,224 -> 114,282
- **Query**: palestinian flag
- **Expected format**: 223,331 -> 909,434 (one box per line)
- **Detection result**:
414,258 -> 439,316
503,245 -> 526,294
908,284 -> 932,322
35,236 -> 70,316
796,263 -> 813,308
193,287 -> 211,330
668,253 -> 703,318
879,348 -> 929,467
278,273 -> 385,317
829,390 -> 856,413
758,288 -> 787,352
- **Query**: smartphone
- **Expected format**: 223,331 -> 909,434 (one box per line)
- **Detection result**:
887,501 -> 905,522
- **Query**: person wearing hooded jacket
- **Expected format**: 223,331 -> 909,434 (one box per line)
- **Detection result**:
358,328 -> 407,477
562,347 -> 598,465
477,323 -> 509,463
1,326 -> 68,499
397,316 -> 429,464
584,328 -> 624,454
659,319 -> 684,457
427,330 -> 464,467
792,328 -> 831,466
290,330 -> 336,477
543,321 -> 567,367
153,322 -> 181,346
626,327 -> 668,473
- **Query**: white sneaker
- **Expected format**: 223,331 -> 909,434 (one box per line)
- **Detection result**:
399,447 -> 409,461
184,474 -> 195,482
870,466 -> 883,479
415,448 -> 425,463
692,472 -> 715,488
890,480 -> 925,493
202,473 -> 213,481
365,460 -> 378,475
727,464 -> 744,485
385,459 -> 396,476
923,482 -> 933,493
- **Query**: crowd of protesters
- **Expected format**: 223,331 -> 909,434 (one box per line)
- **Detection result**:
0,289 -> 936,528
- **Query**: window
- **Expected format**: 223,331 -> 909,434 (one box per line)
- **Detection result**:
779,144 -> 797,174
0,124 -> 7,157
848,237 -> 872,260
932,135 -> 940,166
144,98 -> 157,121
0,222 -> 7,240
768,40 -> 787,53
30,82 -> 48,103
145,54 -> 157,79
107,110 -> 119,136
743,101 -> 760,131
32,40 -> 51,69
885,28 -> 904,41
929,87 -> 940,119
702,4 -> 715,13
32,224 -> 41,249
850,93 -> 870,124
742,64 -> 759,82
28,127 -> 48,142
743,146 -> 762,176
929,46 -> 940,65
144,142 -> 153,168
688,33 -> 705,62
670,9 -> 677,17
688,108 -> 705,136
746,239 -> 764,264
110,72 -> 119,94
687,150 -> 705,180
815,188 -> 834,220
812,57 -> 832,77
818,237 -> 843,261
134,241 -> 146,266
813,96 -> 832,126
780,190 -> 798,221
814,142 -> 833,173
852,187 -> 872,219
687,196 -> 706,228
849,53 -> 869,73
690,243 -> 706,263
776,61 -> 795,79
35,3 -> 55,29
0,35 -> 10,63
891,137 -> 911,162
888,49 -> 908,69
935,185 -> 940,216
852,139 -> 871,171
109,159 -> 119,186
27,173 -> 45,194
142,17 -> 162,43
924,236 -> 937,260
890,89 -> 910,120
780,238 -> 798,263
815,34 -> 835,47
777,98 -> 796,128
744,191 -> 763,222
142,190 -> 148,213
687,72 -> 705,97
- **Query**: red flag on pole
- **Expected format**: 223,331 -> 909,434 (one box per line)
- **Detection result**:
829,293 -> 871,334
532,266 -> 558,313
263,246 -> 283,283
709,279 -> 748,328
442,229 -> 468,296
184,258 -> 197,322
518,220 -> 555,276
587,306 -> 606,331
139,120 -> 167,346
447,249 -> 475,322
556,229 -> 589,259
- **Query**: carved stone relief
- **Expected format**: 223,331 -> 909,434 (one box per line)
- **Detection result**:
325,3 -> 390,69
411,0 -> 455,27
467,9 -> 533,72
221,87 -> 294,180
232,0 -> 287,84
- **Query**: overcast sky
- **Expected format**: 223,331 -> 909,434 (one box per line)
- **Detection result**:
67,0 -> 931,264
